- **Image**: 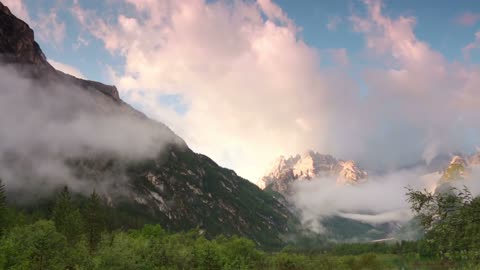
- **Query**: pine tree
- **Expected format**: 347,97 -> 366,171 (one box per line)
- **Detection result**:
52,186 -> 83,245
0,178 -> 5,209
0,178 -> 6,235
83,190 -> 105,253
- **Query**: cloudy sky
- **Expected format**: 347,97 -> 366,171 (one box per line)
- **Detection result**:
5,0 -> 480,182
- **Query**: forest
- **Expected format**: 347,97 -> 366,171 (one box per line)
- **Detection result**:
1,179 -> 480,270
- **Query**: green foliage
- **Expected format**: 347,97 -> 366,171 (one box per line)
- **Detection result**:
407,185 -> 480,263
52,186 -> 83,245
3,182 -> 480,269
83,190 -> 106,253
0,178 -> 5,236
0,220 -> 69,270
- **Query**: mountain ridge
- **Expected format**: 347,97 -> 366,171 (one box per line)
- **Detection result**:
0,1 -> 296,248
258,151 -> 368,195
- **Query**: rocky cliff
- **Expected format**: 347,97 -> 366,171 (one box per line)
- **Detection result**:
258,151 -> 367,195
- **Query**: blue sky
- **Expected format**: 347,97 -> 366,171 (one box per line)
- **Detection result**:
14,0 -> 480,83
6,0 -> 480,181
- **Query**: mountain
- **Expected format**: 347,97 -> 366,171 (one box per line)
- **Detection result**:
257,151 -> 410,242
258,150 -> 367,195
0,1 -> 296,248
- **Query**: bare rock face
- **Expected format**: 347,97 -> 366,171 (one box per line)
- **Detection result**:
0,2 -> 50,66
335,160 -> 368,185
439,155 -> 475,182
258,151 -> 367,195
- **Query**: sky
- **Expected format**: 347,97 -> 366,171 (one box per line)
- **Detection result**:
4,0 -> 480,182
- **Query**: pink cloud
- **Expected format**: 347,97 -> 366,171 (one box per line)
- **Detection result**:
34,10 -> 66,46
49,59 -> 85,79
456,12 -> 480,26
330,48 -> 349,66
463,31 -> 480,59
72,0 -> 480,182
327,16 -> 342,31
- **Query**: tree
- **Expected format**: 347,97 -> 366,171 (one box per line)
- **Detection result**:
406,185 -> 470,230
0,178 -> 6,234
406,185 -> 480,261
0,220 -> 68,270
52,186 -> 83,245
83,190 -> 105,253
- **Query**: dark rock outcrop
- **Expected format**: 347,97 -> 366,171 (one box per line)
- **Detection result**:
0,1 -> 120,102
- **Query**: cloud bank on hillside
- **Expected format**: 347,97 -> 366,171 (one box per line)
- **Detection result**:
0,65 -> 177,198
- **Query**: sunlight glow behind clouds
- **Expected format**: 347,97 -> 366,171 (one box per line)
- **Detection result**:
66,0 -> 480,181
9,0 -> 478,182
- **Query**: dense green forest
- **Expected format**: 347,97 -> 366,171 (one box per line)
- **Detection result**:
1,179 -> 480,270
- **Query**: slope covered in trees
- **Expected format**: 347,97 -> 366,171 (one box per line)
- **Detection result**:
2,179 -> 480,269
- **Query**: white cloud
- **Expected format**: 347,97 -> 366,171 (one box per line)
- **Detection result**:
0,65 -> 178,197
34,10 -> 66,46
72,0 -> 352,181
49,59 -> 85,79
463,31 -> 480,60
70,0 -> 480,184
290,169 -> 431,231
326,15 -> 342,31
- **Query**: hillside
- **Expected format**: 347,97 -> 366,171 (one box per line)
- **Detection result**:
0,1 -> 296,248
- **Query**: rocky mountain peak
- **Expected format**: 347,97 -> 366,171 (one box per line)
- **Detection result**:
0,1 -> 50,66
257,151 -> 367,194
0,2 -> 122,103
450,155 -> 467,166
439,155 -> 473,182
336,160 -> 368,184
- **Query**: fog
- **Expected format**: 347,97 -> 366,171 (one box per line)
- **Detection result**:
290,169 -> 439,232
290,164 -> 480,233
0,65 -> 179,198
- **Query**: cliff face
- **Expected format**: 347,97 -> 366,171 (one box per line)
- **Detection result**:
0,1 -> 296,248
0,2 -> 50,66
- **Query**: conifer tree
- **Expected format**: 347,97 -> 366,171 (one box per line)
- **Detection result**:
52,186 -> 83,245
83,190 -> 105,253
0,178 -> 6,235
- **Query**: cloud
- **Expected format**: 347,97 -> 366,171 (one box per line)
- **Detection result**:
0,65 -> 178,198
290,169 -> 430,231
69,0 -> 480,185
1,0 -> 31,24
34,9 -> 66,46
463,31 -> 480,60
348,0 -> 480,170
72,0 -> 349,181
326,15 -> 342,31
329,48 -> 349,66
455,12 -> 480,26
49,59 -> 85,79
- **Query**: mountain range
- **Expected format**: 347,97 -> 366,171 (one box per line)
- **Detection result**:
3,0 -> 480,248
258,151 -> 368,195
0,1 -> 296,248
